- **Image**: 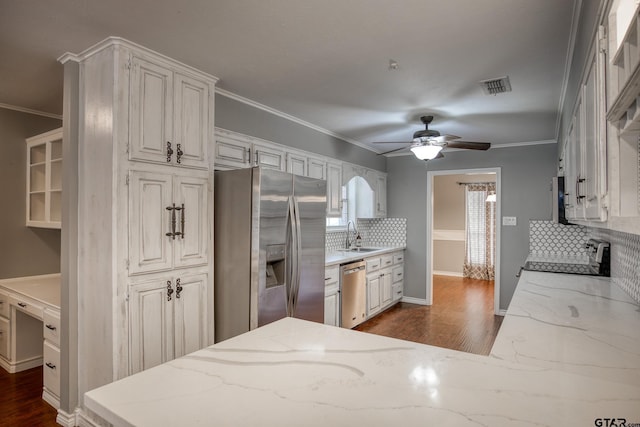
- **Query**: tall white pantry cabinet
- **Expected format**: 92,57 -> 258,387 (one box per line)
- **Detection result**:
62,38 -> 217,386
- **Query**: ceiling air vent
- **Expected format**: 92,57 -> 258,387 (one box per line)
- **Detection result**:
480,76 -> 512,95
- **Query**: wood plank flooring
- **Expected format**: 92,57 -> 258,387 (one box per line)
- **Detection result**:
355,275 -> 503,355
0,366 -> 59,427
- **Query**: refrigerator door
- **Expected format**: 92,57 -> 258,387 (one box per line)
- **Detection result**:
292,174 -> 327,323
254,169 -> 293,329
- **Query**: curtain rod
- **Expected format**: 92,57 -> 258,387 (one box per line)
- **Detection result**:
457,181 -> 495,185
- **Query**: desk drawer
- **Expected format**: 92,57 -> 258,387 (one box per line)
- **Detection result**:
9,295 -> 44,320
0,316 -> 9,360
43,309 -> 61,347
43,341 -> 60,397
0,289 -> 8,318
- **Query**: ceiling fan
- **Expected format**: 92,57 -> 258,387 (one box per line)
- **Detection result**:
376,115 -> 491,160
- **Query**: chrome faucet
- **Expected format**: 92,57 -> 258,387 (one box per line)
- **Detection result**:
345,220 -> 357,249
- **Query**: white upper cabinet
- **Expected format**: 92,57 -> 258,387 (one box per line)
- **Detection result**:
130,54 -> 211,169
307,157 -> 326,180
326,161 -> 343,217
286,152 -> 307,176
374,172 -> 387,218
26,128 -> 63,229
253,142 -> 285,171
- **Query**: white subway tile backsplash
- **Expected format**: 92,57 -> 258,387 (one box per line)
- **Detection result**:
529,220 -> 589,258
325,218 -> 407,252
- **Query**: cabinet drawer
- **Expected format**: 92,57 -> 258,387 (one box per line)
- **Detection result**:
9,295 -> 43,320
0,290 -> 8,318
0,316 -> 9,360
380,255 -> 394,268
324,266 -> 339,285
393,252 -> 404,264
43,341 -> 60,397
392,266 -> 404,283
324,281 -> 339,296
43,309 -> 61,347
392,281 -> 403,302
366,258 -> 381,272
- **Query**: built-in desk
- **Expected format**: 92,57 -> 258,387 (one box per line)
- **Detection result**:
0,273 -> 61,408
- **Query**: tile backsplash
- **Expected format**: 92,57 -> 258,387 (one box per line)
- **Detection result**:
326,218 -> 407,252
529,220 -> 640,303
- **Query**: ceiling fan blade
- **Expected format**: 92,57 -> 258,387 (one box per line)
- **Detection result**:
378,146 -> 411,155
372,141 -> 413,144
435,151 -> 445,159
431,134 -> 460,143
446,141 -> 491,150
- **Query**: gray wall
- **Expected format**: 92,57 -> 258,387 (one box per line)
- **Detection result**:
215,93 -> 386,172
387,143 -> 558,310
0,107 -> 62,279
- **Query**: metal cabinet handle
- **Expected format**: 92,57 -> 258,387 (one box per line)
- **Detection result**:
176,143 -> 183,164
166,280 -> 174,301
45,324 -> 57,331
180,204 -> 185,239
45,362 -> 56,370
176,278 -> 183,299
255,150 -> 260,166
167,141 -> 173,163
18,302 -> 27,308
166,204 -> 177,239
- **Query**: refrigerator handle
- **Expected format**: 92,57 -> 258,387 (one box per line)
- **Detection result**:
287,196 -> 298,317
291,196 -> 303,315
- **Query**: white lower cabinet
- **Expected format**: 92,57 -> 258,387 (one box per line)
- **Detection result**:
42,340 -> 60,407
324,266 -> 340,326
380,268 -> 393,307
367,272 -> 381,317
0,316 -> 9,360
129,272 -> 208,374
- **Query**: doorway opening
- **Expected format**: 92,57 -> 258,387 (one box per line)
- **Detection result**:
426,168 -> 501,315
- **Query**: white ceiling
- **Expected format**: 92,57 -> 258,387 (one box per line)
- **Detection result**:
0,0 -> 576,153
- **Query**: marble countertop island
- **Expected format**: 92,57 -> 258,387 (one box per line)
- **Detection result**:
85,316 -> 640,426
491,270 -> 640,386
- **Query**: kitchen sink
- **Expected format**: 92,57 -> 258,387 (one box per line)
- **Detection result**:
344,247 -> 379,253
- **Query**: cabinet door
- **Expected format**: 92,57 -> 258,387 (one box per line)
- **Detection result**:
367,274 -> 381,317
308,157 -> 326,180
173,73 -> 210,169
326,162 -> 343,217
565,105 -> 584,220
324,282 -> 340,327
129,55 -> 173,165
375,174 -> 387,217
173,273 -> 208,358
0,316 -> 9,360
173,175 -> 209,268
129,278 -> 174,374
287,152 -> 307,176
253,143 -> 285,171
129,171 -> 173,275
214,136 -> 251,169
381,271 -> 392,307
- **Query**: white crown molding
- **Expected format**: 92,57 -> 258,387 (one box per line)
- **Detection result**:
215,88 -> 381,154
0,102 -> 62,120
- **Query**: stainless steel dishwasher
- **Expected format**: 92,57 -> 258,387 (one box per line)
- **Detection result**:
340,260 -> 367,328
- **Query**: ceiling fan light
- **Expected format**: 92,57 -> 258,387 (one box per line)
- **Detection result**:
410,145 -> 443,160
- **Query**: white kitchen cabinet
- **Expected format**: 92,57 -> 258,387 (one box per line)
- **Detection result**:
253,142 -> 285,171
380,268 -> 393,307
287,152 -> 307,176
326,161 -> 343,217
366,272 -> 381,317
25,128 -> 63,229
374,172 -> 387,217
42,339 -> 60,408
129,273 -> 207,374
323,266 -> 340,327
308,157 -> 326,180
0,316 -> 9,360
129,54 -> 211,169
563,30 -> 607,223
214,134 -> 252,169
61,38 -> 216,383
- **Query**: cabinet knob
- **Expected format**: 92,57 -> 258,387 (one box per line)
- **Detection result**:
166,280 -> 174,301
17,302 -> 27,308
45,324 -> 57,331
45,362 -> 56,370
166,141 -> 174,163
176,143 -> 183,164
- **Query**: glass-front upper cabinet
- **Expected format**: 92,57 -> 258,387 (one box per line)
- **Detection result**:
26,128 -> 63,229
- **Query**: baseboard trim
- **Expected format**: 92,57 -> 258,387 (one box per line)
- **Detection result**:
3,356 -> 43,373
400,296 -> 429,305
56,408 -> 78,427
498,309 -> 507,316
42,388 -> 60,410
433,270 -> 464,277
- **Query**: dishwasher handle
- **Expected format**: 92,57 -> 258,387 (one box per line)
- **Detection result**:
343,266 -> 365,275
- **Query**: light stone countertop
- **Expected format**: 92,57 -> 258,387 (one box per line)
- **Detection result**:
491,270 -> 640,387
85,315 -> 640,427
0,273 -> 61,309
325,246 -> 405,266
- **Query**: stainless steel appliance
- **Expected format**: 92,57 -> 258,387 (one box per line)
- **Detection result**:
340,260 -> 367,328
523,238 -> 610,276
214,167 -> 327,342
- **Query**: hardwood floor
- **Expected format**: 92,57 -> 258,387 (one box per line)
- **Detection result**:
355,274 -> 503,355
0,366 -> 59,427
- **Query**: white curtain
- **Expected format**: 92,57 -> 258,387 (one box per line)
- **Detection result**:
463,183 -> 496,280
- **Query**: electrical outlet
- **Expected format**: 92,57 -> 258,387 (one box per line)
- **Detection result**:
502,216 -> 517,226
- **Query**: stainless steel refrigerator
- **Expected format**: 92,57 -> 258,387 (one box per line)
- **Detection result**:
214,167 -> 327,342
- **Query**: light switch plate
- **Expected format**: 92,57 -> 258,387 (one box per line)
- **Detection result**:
502,216 -> 517,226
